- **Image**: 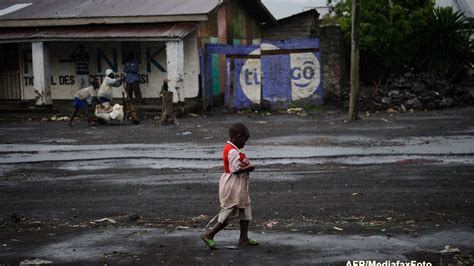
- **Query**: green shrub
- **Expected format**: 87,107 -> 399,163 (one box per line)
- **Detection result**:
420,7 -> 474,80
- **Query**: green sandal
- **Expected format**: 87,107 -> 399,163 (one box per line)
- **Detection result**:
201,236 -> 217,250
239,239 -> 259,246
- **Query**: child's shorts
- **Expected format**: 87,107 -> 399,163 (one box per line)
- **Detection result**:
99,97 -> 111,103
218,206 -> 252,224
72,97 -> 85,109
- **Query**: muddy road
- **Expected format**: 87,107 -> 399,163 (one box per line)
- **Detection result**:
1,108 -> 473,265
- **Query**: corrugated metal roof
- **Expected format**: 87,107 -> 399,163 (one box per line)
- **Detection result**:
0,0 -> 220,20
0,23 -> 197,41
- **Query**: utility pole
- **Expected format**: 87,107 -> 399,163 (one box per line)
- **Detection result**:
349,0 -> 360,120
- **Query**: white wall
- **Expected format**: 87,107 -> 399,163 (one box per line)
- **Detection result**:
19,40 -> 192,100
183,31 -> 200,99
31,42 -> 52,105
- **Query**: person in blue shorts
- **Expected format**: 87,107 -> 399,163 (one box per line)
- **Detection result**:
69,79 -> 100,127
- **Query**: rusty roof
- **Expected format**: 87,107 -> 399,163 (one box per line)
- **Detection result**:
0,23 -> 198,41
0,0 -> 220,20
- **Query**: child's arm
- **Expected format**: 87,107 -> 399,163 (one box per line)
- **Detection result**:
233,163 -> 255,175
92,97 -> 103,108
228,149 -> 255,175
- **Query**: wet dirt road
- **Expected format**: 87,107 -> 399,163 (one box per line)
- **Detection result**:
1,108 -> 473,265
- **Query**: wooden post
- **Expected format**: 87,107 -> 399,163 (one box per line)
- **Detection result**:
229,56 -> 235,111
200,48 -> 207,112
160,91 -> 175,124
349,0 -> 361,121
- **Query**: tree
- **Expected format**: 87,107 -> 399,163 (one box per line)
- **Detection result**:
327,0 -> 434,77
327,0 -> 474,81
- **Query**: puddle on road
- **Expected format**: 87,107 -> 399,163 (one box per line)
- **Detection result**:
54,155 -> 473,172
57,158 -> 221,171
2,135 -> 473,164
449,127 -> 474,135
27,227 -> 474,264
1,135 -> 472,177
1,155 -> 472,180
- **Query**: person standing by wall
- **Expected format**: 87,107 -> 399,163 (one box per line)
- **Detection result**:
124,52 -> 142,102
71,45 -> 90,89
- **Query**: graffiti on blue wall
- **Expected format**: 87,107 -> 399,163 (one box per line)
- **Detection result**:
204,39 -> 323,109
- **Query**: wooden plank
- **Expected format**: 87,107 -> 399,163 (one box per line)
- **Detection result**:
226,54 -> 260,59
261,48 -> 320,55
229,58 -> 235,111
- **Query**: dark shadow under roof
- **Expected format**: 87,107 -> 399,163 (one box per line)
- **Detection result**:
0,23 -> 198,42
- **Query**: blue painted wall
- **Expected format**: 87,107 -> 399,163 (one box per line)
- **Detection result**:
204,39 -> 322,110
261,54 -> 291,108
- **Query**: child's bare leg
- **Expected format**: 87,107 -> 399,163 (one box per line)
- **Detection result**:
239,220 -> 249,244
69,107 -> 80,126
202,222 -> 227,240
85,104 -> 96,126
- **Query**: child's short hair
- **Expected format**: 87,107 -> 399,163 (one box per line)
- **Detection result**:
91,79 -> 100,89
229,123 -> 248,139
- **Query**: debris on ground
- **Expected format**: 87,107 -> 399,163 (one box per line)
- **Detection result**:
191,215 -> 209,223
348,72 -> 474,111
333,226 -> 344,231
225,246 -> 238,250
287,108 -> 303,113
440,245 -> 461,253
176,226 -> 190,230
93,218 -> 117,224
128,214 -> 141,221
56,116 -> 70,121
285,108 -> 308,116
19,259 -> 53,265
176,131 -> 192,136
263,220 -> 278,229
8,213 -> 21,224
453,253 -> 474,264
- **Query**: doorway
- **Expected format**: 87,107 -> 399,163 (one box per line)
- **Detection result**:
0,43 -> 21,99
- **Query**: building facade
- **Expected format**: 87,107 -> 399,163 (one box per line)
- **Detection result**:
0,0 -> 275,105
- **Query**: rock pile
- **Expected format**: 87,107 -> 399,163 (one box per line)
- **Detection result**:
353,73 -> 474,111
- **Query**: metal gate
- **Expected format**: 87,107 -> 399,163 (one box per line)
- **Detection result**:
0,44 -> 21,100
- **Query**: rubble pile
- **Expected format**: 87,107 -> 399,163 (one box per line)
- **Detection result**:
356,73 -> 474,111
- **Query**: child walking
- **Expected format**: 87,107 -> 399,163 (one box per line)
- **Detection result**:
201,123 -> 258,249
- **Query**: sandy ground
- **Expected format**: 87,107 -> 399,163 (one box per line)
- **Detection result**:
0,107 -> 473,265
